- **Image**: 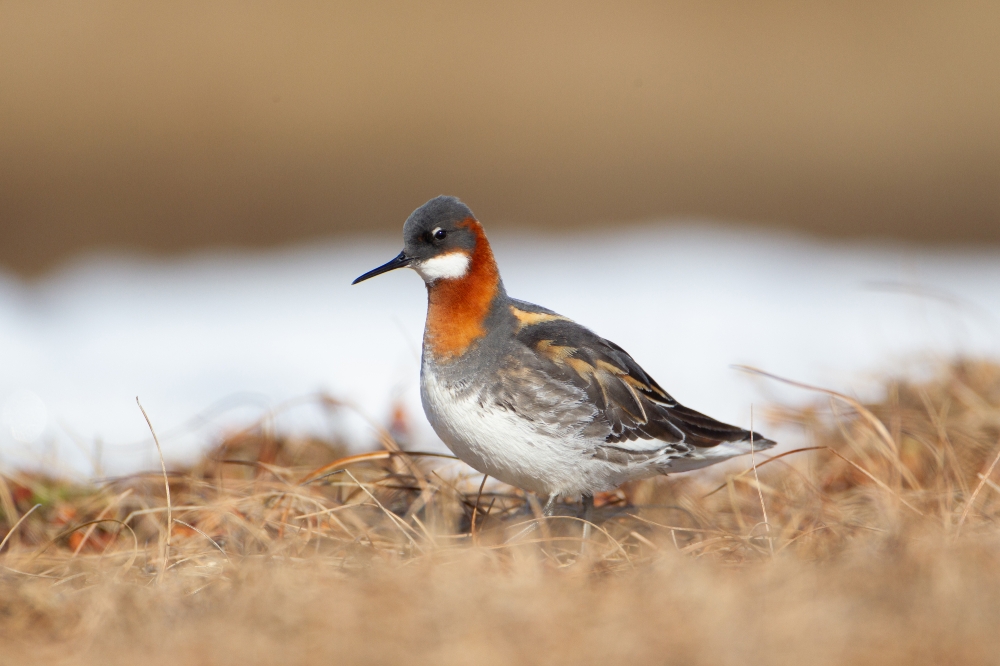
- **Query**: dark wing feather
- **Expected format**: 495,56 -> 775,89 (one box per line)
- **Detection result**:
509,300 -> 762,450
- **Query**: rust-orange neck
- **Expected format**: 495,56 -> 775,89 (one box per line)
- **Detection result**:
424,219 -> 501,360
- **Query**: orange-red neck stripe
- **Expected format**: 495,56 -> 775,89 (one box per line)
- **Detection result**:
424,218 -> 500,359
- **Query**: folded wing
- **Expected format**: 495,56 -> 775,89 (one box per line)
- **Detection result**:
506,300 -> 772,457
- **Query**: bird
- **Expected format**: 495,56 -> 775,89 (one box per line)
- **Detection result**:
353,195 -> 775,517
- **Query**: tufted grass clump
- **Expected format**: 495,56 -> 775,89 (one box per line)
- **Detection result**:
2,360 -> 1000,665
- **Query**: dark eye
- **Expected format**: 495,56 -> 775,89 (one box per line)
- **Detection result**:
434,229 -> 447,240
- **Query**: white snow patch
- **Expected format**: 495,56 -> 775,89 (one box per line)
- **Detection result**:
0,222 -> 998,476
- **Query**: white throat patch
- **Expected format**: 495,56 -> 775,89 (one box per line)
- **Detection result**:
413,252 -> 471,283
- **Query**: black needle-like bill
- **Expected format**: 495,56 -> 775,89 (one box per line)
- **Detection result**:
352,251 -> 412,285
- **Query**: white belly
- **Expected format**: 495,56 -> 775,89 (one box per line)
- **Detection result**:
419,362 -> 640,496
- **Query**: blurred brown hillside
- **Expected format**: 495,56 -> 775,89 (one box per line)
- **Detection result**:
1,2 -> 998,274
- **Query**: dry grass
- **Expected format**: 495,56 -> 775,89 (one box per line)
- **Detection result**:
3,360 -> 1000,664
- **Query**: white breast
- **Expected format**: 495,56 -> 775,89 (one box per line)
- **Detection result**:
419,361 -> 646,497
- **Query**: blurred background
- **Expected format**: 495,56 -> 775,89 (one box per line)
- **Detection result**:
1,2 -> 999,475
2,1 -> 998,273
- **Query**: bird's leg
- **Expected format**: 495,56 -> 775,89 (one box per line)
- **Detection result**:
542,492 -> 558,517
580,493 -> 594,552
504,492 -> 558,545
